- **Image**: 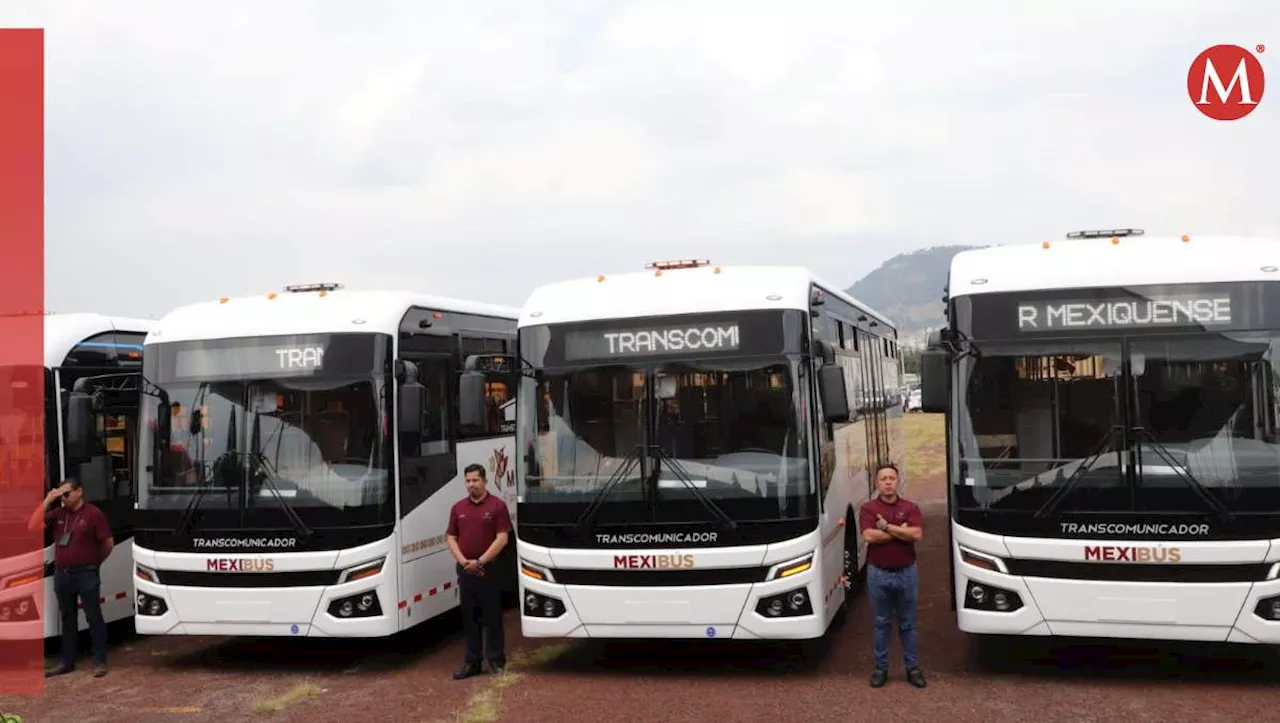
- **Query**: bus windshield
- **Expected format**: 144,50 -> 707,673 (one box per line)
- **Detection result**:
518,358 -> 814,524
955,331 -> 1280,515
136,333 -> 394,529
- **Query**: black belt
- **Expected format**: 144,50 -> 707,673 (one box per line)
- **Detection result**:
873,563 -> 911,572
55,564 -> 98,573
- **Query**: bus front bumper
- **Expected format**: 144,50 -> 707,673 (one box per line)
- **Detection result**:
518,569 -> 836,640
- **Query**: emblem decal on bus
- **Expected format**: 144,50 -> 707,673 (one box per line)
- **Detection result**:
1084,546 -> 1182,563
614,554 -> 696,569
207,558 -> 276,572
490,447 -> 515,490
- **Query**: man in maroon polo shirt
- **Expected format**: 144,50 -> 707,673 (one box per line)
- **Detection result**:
446,463 -> 512,680
26,479 -> 114,678
858,463 -> 926,689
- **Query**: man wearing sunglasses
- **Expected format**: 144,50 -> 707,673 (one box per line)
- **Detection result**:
27,479 -> 114,678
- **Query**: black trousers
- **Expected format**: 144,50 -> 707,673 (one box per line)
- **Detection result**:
457,563 -> 505,668
54,565 -> 106,668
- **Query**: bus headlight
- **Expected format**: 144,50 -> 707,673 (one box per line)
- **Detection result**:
756,586 -> 813,618
338,557 -> 385,584
1253,595 -> 1280,621
520,560 -> 555,583
766,553 -> 814,581
0,595 -> 38,622
964,580 -> 1023,612
136,591 -> 168,617
522,590 -> 565,618
524,588 -> 565,616
328,590 -> 383,619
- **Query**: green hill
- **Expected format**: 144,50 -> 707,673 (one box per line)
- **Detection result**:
845,244 -> 982,345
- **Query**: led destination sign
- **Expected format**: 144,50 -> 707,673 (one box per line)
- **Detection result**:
153,333 -> 388,384
174,343 -> 327,379
565,322 -> 741,360
1017,297 -> 1232,332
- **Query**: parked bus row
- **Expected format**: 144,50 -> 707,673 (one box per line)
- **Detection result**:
9,229 -> 1280,650
3,260 -> 906,644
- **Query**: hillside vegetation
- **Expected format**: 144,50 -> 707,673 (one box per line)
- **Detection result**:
845,244 -> 981,345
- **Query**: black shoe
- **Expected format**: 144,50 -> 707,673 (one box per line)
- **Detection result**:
870,667 -> 888,687
44,664 -> 73,678
906,668 -> 927,688
93,664 -> 108,678
452,664 -> 482,680
489,662 -> 506,675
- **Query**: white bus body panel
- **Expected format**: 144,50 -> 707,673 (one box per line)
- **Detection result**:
515,264 -> 900,640
943,235 -> 1280,644
952,523 -> 1280,642
948,234 -> 1280,298
520,529 -> 845,639
0,314 -> 152,641
133,432 -> 517,637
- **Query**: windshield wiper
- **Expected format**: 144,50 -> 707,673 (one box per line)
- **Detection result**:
247,412 -> 313,538
173,477 -> 213,538
574,444 -> 644,532
245,451 -> 314,539
1034,424 -> 1125,519
1131,426 -> 1234,524
648,444 -> 738,532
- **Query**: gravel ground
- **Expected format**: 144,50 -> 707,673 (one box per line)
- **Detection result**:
4,414 -> 1280,722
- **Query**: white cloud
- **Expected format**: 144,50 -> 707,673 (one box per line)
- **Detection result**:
3,0 -> 1277,315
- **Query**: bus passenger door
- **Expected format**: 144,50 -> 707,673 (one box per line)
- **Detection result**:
396,352 -> 458,627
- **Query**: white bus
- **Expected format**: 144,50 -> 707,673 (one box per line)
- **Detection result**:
478,260 -> 905,640
1,313 -> 152,641
919,229 -> 1280,645
99,283 -> 520,637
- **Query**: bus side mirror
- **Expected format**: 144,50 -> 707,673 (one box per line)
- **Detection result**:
399,380 -> 425,435
459,370 -> 487,429
157,402 -> 172,446
818,364 -> 850,423
65,391 -> 95,463
920,350 -> 949,413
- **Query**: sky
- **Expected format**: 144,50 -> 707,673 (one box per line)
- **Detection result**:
6,0 -> 1280,318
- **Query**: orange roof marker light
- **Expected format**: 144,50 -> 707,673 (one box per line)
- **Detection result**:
597,275 -> 606,283
1182,234 -> 1191,243
1042,241 -> 1050,250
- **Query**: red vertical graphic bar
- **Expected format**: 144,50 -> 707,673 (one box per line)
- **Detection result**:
0,28 -> 45,698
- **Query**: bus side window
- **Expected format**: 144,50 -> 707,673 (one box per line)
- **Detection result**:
458,335 -> 516,440
415,357 -> 452,456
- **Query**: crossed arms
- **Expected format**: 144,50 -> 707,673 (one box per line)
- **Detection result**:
859,508 -> 923,545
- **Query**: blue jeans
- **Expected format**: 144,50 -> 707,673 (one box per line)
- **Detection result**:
867,563 -> 919,670
53,566 -> 106,668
